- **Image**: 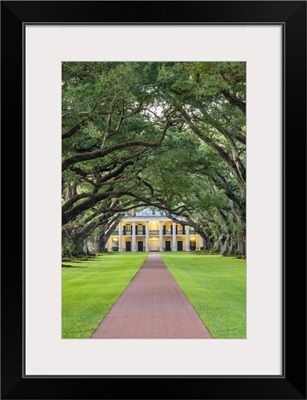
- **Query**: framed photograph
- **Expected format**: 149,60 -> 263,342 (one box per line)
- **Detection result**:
1,1 -> 306,399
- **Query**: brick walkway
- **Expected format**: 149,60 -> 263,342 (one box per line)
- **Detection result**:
91,253 -> 212,338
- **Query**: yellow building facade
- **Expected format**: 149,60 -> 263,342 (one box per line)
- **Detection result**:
107,208 -> 203,252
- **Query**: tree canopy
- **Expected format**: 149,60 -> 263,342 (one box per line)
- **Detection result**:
62,61 -> 246,256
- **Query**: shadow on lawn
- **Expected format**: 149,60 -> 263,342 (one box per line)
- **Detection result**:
62,264 -> 87,269
62,258 -> 98,264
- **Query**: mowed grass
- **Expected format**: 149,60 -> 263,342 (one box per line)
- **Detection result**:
160,253 -> 246,338
62,253 -> 148,338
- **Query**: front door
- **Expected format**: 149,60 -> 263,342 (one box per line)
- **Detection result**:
126,241 -> 131,252
150,239 -> 159,251
177,241 -> 183,251
165,241 -> 171,251
137,241 -> 143,252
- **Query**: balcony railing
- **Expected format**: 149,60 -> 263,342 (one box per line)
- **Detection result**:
163,229 -> 186,235
116,228 -> 193,236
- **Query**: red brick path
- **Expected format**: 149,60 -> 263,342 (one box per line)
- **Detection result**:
91,253 -> 212,338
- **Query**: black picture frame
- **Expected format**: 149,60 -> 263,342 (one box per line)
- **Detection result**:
1,1 -> 306,399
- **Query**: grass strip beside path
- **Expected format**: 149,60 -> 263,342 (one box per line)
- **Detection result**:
62,253 -> 148,338
160,253 -> 246,339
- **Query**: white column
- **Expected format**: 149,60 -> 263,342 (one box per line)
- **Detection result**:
132,221 -> 136,252
200,236 -> 204,249
118,222 -> 123,252
159,221 -> 163,252
185,226 -> 190,252
172,222 -> 177,252
107,237 -> 112,252
145,221 -> 149,252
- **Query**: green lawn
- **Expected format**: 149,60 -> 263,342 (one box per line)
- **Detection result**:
160,253 -> 246,338
62,253 -> 148,338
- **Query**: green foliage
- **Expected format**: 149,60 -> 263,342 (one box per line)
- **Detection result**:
62,62 -> 246,256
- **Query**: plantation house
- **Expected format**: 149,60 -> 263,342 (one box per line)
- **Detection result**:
107,208 -> 203,252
